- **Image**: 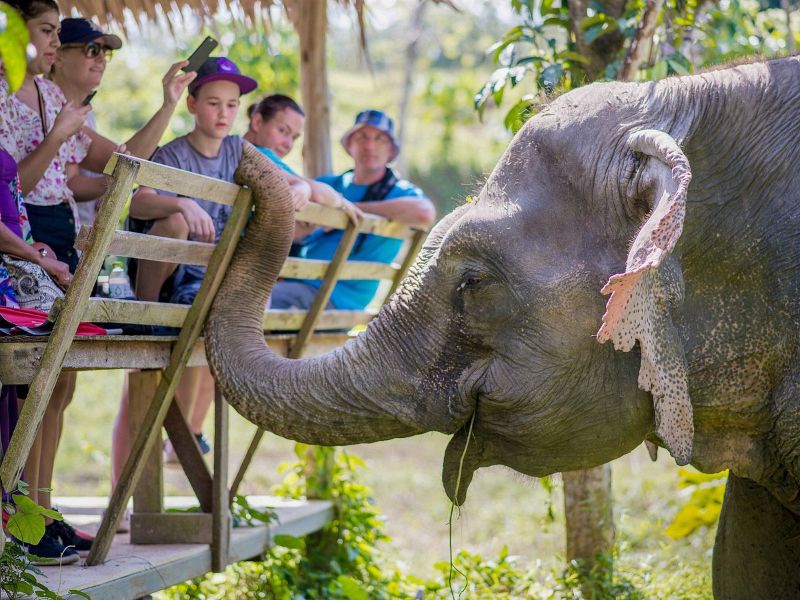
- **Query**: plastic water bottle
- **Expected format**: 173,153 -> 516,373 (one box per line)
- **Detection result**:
108,261 -> 133,299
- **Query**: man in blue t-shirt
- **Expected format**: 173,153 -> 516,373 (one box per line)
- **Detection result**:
272,109 -> 436,310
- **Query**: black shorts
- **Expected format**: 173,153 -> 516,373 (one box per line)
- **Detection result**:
25,203 -> 79,273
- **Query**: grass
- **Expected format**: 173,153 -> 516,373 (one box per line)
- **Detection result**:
54,370 -> 714,597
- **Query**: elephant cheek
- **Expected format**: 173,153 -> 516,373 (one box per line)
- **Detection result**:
442,424 -> 483,506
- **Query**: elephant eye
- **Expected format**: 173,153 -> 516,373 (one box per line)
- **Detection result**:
457,275 -> 483,293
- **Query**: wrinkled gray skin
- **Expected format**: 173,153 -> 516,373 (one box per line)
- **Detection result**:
207,57 -> 800,598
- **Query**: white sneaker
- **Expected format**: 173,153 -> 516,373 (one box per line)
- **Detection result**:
163,439 -> 179,465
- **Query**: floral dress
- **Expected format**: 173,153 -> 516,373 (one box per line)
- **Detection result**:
0,73 -> 90,233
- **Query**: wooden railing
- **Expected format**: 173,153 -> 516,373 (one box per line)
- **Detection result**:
0,152 -> 428,574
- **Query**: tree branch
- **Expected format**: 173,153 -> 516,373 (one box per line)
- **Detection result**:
618,0 -> 664,81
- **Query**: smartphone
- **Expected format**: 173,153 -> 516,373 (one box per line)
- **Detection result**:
182,36 -> 219,73
81,90 -> 97,106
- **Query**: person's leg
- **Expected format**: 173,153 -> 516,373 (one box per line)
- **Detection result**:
190,367 -> 214,435
36,371 -> 76,515
134,213 -> 189,301
111,371 -> 130,488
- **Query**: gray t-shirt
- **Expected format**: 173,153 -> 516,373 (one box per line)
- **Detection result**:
76,111 -> 101,227
148,134 -> 243,296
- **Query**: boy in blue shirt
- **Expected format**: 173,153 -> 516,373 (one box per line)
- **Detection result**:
272,109 -> 436,310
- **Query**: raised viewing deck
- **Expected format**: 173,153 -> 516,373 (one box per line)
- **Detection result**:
27,496 -> 333,600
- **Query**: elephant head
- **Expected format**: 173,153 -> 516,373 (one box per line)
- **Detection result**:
207,57 -> 800,507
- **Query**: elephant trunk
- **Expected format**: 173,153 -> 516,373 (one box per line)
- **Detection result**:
205,144 -> 464,446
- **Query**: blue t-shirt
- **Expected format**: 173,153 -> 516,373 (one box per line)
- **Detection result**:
291,170 -> 424,310
148,135 -> 243,301
255,145 -> 297,175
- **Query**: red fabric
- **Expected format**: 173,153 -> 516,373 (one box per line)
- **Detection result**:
0,306 -> 107,336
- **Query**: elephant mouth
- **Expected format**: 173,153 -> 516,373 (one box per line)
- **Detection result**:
442,411 -> 483,506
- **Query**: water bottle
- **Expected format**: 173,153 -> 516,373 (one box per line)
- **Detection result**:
108,261 -> 133,299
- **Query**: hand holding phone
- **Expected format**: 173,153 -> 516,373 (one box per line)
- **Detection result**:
182,36 -> 219,73
81,91 -> 97,106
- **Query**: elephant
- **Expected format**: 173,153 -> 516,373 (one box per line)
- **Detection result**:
206,56 -> 800,598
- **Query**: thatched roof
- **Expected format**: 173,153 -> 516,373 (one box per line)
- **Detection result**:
57,0 -> 366,36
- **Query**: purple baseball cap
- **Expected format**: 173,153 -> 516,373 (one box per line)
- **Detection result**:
188,56 -> 258,96
341,109 -> 400,161
59,18 -> 123,49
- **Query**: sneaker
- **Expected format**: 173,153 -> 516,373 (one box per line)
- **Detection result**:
194,432 -> 211,455
18,528 -> 80,566
49,520 -> 93,554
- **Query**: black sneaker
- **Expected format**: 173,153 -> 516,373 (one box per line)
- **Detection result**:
18,527 -> 80,566
195,432 -> 211,455
49,520 -> 93,554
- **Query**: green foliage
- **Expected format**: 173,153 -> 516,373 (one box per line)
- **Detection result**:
480,0 -> 798,131
0,484 -> 87,600
0,2 -> 29,92
665,468 -> 726,540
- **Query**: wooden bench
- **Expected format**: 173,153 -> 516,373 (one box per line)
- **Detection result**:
0,152 -> 428,580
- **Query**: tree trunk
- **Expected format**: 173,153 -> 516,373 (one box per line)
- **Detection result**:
289,0 -> 333,178
563,464 -> 614,586
618,0 -> 663,81
568,0 -> 627,81
396,0 -> 429,174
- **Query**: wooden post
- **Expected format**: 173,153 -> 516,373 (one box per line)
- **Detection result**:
289,0 -> 333,178
212,384 -> 230,572
563,464 -> 614,584
129,370 -> 163,514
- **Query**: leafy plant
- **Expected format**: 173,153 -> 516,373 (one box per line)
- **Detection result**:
0,2 -> 29,92
0,482 -> 89,599
665,468 -> 726,539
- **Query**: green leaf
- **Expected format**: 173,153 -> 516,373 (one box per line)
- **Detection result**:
0,4 -> 29,92
555,50 -> 590,65
335,575 -> 370,600
273,534 -> 305,550
7,511 -> 45,544
67,590 -> 92,599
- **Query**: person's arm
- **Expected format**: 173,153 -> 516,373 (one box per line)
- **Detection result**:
119,61 -> 196,159
358,196 -> 436,228
66,162 -> 107,201
0,224 -> 72,287
16,101 -> 90,195
78,63 -> 196,172
305,178 -> 363,225
130,186 -> 215,243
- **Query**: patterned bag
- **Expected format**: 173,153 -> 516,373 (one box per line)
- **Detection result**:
1,254 -> 64,312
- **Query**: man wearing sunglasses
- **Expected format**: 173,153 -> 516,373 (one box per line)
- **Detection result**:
51,18 -> 196,227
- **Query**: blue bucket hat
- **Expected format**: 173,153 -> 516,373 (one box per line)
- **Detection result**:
188,56 -> 258,96
341,109 -> 400,161
59,18 -> 123,49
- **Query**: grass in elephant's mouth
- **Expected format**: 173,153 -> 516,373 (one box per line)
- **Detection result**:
447,411 -> 476,600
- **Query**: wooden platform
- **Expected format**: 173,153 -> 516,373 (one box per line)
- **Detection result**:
25,496 -> 333,599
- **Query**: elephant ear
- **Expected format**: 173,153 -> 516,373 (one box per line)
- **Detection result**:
596,129 -> 694,466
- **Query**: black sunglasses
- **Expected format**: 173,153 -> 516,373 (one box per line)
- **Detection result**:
62,41 -> 113,60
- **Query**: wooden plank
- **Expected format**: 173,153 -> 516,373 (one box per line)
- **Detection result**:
0,156 -> 139,496
281,257 -> 397,280
0,333 -> 353,384
33,499 -> 334,600
87,186 -> 253,566
104,153 -> 241,206
295,202 -> 418,239
163,400 -> 213,513
130,512 -> 215,544
387,228 -> 427,299
212,385 -> 230,572
75,227 -> 215,266
129,370 -> 163,514
80,299 -> 373,331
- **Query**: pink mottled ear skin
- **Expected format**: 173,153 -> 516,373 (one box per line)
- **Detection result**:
596,131 -> 693,465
